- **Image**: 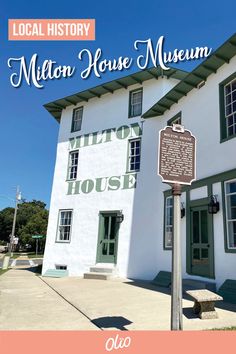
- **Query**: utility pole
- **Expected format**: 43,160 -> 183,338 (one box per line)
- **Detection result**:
9,186 -> 21,257
2,186 -> 21,270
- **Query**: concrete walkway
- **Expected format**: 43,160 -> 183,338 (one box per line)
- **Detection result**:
0,269 -> 97,330
1,268 -> 236,330
44,276 -> 236,330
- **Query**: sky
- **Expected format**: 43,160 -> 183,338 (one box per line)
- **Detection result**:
0,0 -> 235,210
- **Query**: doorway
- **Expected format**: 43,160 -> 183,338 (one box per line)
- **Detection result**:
190,205 -> 214,278
96,211 -> 120,264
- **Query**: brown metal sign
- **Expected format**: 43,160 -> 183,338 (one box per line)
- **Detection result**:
158,125 -> 196,185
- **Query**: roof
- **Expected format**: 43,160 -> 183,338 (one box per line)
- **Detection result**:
142,33 -> 236,119
44,66 -> 188,122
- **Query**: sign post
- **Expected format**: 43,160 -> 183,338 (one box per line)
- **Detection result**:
32,235 -> 44,256
158,124 -> 196,330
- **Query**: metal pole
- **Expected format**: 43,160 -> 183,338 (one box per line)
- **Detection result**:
9,186 -> 20,258
36,239 -> 38,257
171,183 -> 183,330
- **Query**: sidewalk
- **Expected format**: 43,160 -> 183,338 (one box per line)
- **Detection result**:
0,269 -> 97,330
44,276 -> 236,330
1,268 -> 236,330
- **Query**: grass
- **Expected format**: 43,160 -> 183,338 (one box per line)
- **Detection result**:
27,253 -> 44,259
210,326 -> 236,330
0,269 -> 10,276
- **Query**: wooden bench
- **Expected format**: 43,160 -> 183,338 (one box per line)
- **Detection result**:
186,289 -> 223,319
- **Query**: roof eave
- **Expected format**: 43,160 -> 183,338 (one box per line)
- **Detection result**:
142,33 -> 236,119
44,66 -> 189,123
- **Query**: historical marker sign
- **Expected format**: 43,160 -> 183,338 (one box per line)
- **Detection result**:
158,125 -> 196,185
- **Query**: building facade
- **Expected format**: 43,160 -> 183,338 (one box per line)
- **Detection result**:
42,34 -> 236,288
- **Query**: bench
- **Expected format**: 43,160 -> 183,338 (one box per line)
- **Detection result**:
186,289 -> 223,319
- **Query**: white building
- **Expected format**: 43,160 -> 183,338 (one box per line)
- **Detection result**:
42,34 -> 236,288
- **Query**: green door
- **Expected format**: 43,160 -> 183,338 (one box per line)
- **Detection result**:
96,212 -> 120,264
190,205 -> 214,278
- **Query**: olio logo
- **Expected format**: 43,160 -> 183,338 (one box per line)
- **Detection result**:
105,334 -> 131,351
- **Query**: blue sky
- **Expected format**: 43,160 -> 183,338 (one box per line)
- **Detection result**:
0,0 -> 235,209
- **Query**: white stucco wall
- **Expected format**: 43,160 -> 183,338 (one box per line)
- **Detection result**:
43,57 -> 236,288
135,56 -> 236,287
42,76 -> 180,277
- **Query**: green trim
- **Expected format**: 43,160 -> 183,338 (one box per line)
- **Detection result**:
128,88 -> 143,118
164,189 -> 172,198
165,168 -> 236,272
71,106 -> 83,133
186,190 -> 191,274
167,111 -> 182,126
163,169 -> 236,196
45,67 -> 188,122
96,210 -> 120,264
55,209 -> 73,244
188,197 -> 209,207
183,168 -> 236,192
126,137 -> 142,173
208,184 -> 215,278
222,179 -> 236,253
186,196 -> 210,276
219,72 -> 236,142
188,202 -> 215,278
142,33 -> 236,119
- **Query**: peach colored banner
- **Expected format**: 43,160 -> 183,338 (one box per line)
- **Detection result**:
0,331 -> 235,354
8,19 -> 95,40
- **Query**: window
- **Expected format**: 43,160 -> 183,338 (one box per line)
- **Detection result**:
71,107 -> 83,132
225,179 -> 236,249
68,150 -> 79,180
57,210 -> 73,242
127,138 -> 141,172
129,89 -> 143,117
167,112 -> 182,126
55,265 -> 67,270
224,79 -> 236,137
164,196 -> 173,249
219,73 -> 236,141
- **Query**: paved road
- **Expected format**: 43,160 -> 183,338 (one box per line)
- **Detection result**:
0,259 -> 13,267
0,258 -> 43,268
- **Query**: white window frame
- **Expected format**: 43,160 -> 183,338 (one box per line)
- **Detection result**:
56,209 -> 73,243
71,107 -> 83,132
164,196 -> 173,249
224,179 -> 236,249
67,150 -> 79,180
127,138 -> 141,172
224,78 -> 236,138
129,89 -> 143,117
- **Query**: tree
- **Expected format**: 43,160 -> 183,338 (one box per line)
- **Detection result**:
0,208 -> 15,242
0,200 -> 48,250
